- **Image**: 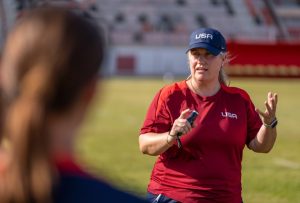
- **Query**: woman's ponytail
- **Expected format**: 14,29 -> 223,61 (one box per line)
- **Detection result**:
1,66 -> 54,203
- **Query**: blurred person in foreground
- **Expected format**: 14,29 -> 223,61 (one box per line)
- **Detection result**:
139,28 -> 278,203
0,7 -> 146,203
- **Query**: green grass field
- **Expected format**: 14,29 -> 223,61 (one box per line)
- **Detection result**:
77,77 -> 300,203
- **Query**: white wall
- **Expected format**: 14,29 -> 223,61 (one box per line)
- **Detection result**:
106,45 -> 190,76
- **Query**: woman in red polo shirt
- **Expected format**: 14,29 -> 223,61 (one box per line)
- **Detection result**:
139,28 -> 278,203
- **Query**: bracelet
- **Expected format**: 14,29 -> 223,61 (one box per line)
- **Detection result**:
263,118 -> 278,128
166,131 -> 175,145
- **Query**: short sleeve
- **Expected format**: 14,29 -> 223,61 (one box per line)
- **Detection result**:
140,88 -> 172,134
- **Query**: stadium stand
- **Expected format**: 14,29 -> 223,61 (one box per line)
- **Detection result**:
1,0 -> 300,45
93,0 -> 300,45
0,0 -> 300,77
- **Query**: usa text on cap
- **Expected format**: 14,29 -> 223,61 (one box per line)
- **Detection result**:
187,28 -> 227,56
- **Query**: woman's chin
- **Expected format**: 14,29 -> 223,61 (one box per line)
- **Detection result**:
194,73 -> 206,81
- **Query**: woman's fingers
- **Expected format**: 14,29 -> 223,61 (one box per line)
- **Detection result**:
265,101 -> 273,117
256,107 -> 266,118
174,119 -> 192,133
179,108 -> 191,119
170,109 -> 193,136
257,92 -> 278,125
272,93 -> 278,112
267,92 -> 278,116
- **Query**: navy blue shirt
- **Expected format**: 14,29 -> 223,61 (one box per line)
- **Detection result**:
53,173 -> 146,203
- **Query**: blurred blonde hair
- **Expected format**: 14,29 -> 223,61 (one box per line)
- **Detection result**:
0,6 -> 104,203
219,52 -> 231,86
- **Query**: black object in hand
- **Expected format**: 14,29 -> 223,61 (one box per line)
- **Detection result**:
176,110 -> 199,148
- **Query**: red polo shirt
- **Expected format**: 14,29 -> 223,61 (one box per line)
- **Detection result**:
140,80 -> 262,203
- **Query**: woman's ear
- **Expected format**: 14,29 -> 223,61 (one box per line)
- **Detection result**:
220,52 -> 228,67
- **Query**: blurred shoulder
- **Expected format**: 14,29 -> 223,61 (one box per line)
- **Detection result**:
159,80 -> 187,98
53,174 -> 146,203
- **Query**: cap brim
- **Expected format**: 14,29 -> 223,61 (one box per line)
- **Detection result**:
186,42 -> 220,56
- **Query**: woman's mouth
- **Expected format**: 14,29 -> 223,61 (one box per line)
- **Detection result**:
195,67 -> 208,72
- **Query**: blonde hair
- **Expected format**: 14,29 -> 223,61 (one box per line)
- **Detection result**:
219,52 -> 231,86
0,7 -> 104,203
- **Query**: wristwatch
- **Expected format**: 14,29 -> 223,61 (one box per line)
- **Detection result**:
263,118 -> 278,128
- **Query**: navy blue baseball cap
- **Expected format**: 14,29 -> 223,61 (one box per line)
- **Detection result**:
186,28 -> 227,56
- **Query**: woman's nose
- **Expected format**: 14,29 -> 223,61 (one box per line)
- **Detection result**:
195,55 -> 206,62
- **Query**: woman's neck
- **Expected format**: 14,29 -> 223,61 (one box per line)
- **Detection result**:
49,95 -> 89,156
188,78 -> 221,97
48,109 -> 84,156
49,117 -> 77,156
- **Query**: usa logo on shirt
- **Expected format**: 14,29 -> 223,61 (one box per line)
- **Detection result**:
221,111 -> 238,119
